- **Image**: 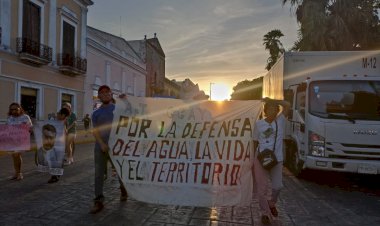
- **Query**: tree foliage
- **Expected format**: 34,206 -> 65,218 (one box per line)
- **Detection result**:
230,77 -> 263,100
263,29 -> 285,70
283,0 -> 380,51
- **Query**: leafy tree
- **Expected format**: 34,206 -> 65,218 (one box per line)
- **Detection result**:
283,0 -> 380,50
263,29 -> 285,70
230,77 -> 263,100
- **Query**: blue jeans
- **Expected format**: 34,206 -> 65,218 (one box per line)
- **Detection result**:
94,147 -> 107,201
94,147 -> 127,202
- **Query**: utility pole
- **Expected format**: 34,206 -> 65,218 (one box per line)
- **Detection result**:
209,82 -> 215,100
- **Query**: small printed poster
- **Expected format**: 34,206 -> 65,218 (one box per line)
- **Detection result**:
34,121 -> 65,175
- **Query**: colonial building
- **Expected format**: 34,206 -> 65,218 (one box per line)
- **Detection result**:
128,34 -> 165,97
174,78 -> 209,100
162,77 -> 180,99
85,26 -> 146,114
0,0 -> 93,121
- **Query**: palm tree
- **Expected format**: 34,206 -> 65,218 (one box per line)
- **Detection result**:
283,0 -> 380,51
263,29 -> 285,70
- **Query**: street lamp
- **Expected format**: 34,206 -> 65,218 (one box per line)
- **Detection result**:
210,82 -> 215,100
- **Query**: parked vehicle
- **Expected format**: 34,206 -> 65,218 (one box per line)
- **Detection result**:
263,51 -> 380,175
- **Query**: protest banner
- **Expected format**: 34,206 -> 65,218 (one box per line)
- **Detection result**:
109,97 -> 262,207
34,121 -> 65,175
0,124 -> 30,152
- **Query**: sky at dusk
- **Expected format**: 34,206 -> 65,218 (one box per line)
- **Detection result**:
88,0 -> 299,100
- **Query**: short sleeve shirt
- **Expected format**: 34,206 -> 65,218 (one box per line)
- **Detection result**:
7,114 -> 33,128
253,114 -> 286,161
66,112 -> 77,134
92,103 -> 115,149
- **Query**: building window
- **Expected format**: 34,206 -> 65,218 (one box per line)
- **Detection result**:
62,21 -> 75,57
61,93 -> 73,107
127,86 -> 133,95
21,86 -> 38,119
60,20 -> 76,68
23,0 -> 41,43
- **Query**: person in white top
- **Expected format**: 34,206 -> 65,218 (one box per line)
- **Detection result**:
252,98 -> 290,225
6,103 -> 33,180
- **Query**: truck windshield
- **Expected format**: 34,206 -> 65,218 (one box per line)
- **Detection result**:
309,81 -> 380,121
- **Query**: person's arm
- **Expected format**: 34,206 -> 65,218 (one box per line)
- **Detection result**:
66,113 -> 77,131
92,127 -> 109,153
119,93 -> 127,99
262,97 -> 291,118
252,120 -> 260,155
25,115 -> 33,128
278,100 -> 291,118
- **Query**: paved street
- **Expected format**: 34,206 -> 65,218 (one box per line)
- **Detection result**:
1,137 -> 380,226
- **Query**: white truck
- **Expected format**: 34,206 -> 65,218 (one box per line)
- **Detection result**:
263,51 -> 380,175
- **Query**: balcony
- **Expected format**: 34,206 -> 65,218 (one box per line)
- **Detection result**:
57,53 -> 87,76
16,37 -> 52,66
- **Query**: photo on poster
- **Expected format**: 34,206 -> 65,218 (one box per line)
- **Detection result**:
34,121 -> 65,175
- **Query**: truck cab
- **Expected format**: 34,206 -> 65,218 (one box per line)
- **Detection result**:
285,76 -> 380,175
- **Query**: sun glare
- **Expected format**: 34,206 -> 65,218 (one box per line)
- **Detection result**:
211,83 -> 230,101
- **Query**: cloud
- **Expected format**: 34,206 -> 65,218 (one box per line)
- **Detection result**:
160,6 -> 176,12
88,0 -> 298,94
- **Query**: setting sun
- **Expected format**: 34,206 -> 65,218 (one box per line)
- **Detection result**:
210,83 -> 230,101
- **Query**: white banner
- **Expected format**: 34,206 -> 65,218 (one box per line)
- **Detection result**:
0,124 -> 30,152
109,97 -> 262,207
34,121 -> 66,175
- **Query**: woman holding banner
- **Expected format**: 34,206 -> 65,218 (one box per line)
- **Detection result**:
7,103 -> 33,181
253,98 -> 290,225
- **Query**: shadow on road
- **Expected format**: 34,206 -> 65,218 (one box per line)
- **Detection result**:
293,169 -> 380,196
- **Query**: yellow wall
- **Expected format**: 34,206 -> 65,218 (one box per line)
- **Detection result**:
0,79 -> 15,120
1,0 -> 89,121
76,92 -> 84,118
44,87 -> 58,118
2,60 -> 84,91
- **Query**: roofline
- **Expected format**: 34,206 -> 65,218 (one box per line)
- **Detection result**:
87,26 -> 144,62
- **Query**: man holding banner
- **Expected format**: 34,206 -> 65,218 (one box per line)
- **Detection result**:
90,85 -> 128,214
108,92 -> 262,207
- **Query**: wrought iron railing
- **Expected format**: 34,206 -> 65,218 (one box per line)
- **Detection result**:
57,53 -> 87,73
16,37 -> 52,62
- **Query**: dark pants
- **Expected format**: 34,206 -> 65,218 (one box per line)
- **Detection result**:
94,148 -> 126,202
